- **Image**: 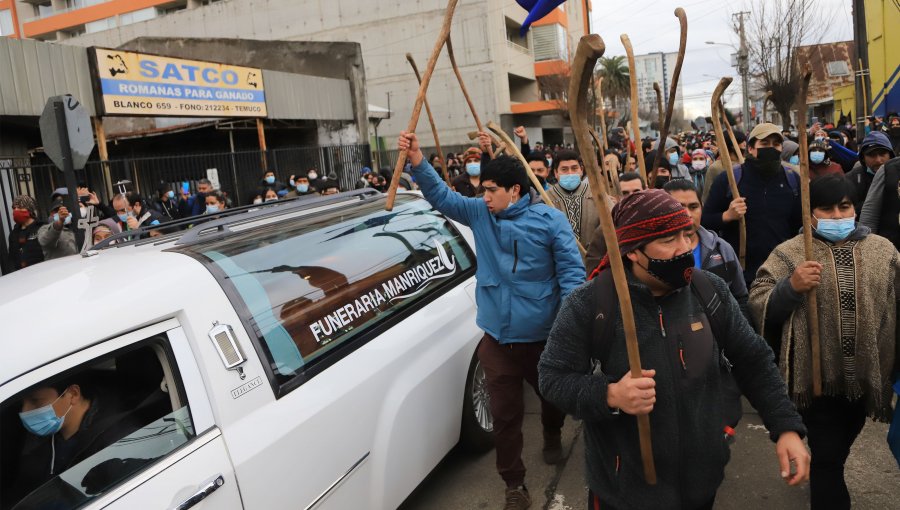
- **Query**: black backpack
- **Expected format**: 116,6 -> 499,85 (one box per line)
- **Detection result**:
589,269 -> 743,429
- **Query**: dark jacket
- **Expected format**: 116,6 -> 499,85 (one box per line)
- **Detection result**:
6,221 -> 45,272
697,227 -> 749,319
451,174 -> 483,198
870,158 -> 900,251
539,270 -> 805,509
845,162 -> 874,214
701,159 -> 802,286
151,197 -> 181,222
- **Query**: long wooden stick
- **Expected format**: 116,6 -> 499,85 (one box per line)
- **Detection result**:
653,82 -> 665,136
447,35 -> 495,154
407,53 -> 451,186
386,0 -> 459,211
649,8 -> 688,185
569,34 -> 657,485
710,78 -> 746,268
597,77 -> 609,150
468,131 -> 506,158
720,100 -> 745,164
590,127 -> 620,196
486,121 -> 586,256
795,68 -> 822,397
621,35 -> 647,185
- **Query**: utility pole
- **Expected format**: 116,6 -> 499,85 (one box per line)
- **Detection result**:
734,11 -> 751,132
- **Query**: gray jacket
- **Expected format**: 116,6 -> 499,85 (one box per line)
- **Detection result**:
539,270 -> 804,509
38,223 -> 78,260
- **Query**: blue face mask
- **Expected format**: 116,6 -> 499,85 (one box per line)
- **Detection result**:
206,205 -> 220,214
53,213 -> 72,225
297,183 -> 309,193
265,176 -> 275,184
466,163 -> 481,176
117,213 -> 129,222
815,217 -> 855,242
668,152 -> 680,166
789,155 -> 800,165
810,151 -> 826,164
19,389 -> 72,437
166,190 -> 175,199
558,173 -> 582,191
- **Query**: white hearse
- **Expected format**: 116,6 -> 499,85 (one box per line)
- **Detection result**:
0,190 -> 493,510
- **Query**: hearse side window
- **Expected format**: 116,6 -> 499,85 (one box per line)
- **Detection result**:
184,196 -> 475,392
0,338 -> 195,510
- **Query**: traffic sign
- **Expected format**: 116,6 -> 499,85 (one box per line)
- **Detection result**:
39,95 -> 95,171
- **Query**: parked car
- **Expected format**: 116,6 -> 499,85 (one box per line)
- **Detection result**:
0,189 -> 493,510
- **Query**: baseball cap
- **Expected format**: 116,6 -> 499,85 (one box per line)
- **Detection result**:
748,123 -> 784,144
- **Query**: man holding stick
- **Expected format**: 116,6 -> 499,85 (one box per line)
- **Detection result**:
539,189 -> 809,509
397,131 -> 584,510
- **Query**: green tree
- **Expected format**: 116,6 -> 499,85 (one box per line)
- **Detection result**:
596,56 -> 630,111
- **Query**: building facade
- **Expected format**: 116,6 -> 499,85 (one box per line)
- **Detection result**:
1,0 -> 591,148
633,51 -> 684,123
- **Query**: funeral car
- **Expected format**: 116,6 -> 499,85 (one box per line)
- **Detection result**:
0,189 -> 493,510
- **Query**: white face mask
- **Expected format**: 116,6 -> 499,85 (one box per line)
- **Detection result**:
691,160 -> 707,171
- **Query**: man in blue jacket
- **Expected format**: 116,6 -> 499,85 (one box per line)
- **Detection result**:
702,123 -> 802,287
398,131 -> 584,510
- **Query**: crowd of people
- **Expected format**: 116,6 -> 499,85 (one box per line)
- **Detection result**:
398,111 -> 900,510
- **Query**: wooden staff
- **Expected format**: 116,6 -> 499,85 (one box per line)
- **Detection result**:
621,36 -> 647,185
653,82 -> 665,136
386,0 -> 460,211
795,68 -> 822,397
598,77 -> 609,150
720,100 -> 745,164
448,36 -> 494,153
710,77 -> 746,268
486,121 -> 587,256
590,127 -> 620,196
468,131 -> 507,158
569,34 -> 657,485
407,53 -> 451,186
649,8 -> 688,185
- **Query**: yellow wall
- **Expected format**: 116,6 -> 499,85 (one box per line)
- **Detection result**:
832,83 -> 856,124
865,0 -> 900,116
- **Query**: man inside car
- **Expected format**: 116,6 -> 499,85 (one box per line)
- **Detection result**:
399,131 -> 584,510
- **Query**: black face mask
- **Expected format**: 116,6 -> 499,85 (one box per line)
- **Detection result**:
753,147 -> 782,177
890,126 -> 900,137
654,176 -> 671,189
638,248 -> 695,289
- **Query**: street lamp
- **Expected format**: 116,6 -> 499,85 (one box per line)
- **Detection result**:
706,40 -> 751,132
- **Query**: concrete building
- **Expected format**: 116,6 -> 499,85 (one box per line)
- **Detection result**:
2,0 -> 592,148
633,51 -> 684,123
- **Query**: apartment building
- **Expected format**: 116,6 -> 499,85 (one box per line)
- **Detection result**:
1,0 -> 590,147
634,51 -> 684,124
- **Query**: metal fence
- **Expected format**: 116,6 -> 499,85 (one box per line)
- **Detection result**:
373,144 -> 473,172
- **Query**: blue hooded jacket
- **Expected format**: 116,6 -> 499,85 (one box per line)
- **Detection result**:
410,159 -> 585,343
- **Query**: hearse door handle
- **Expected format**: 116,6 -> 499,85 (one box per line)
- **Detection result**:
175,475 -> 225,510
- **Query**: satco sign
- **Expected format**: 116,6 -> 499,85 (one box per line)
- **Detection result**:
91,48 -> 267,118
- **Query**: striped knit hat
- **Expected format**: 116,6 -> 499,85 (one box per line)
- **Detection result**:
590,189 -> 693,278
12,195 -> 38,218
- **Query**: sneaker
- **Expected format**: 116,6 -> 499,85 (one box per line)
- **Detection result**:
503,486 -> 531,510
542,433 -> 563,465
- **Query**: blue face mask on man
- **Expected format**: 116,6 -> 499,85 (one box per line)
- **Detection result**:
810,151 -> 826,164
668,152 -> 680,166
166,190 -> 175,199
53,213 -> 72,225
815,217 -> 855,242
19,389 -> 72,437
265,176 -> 275,185
466,163 -> 481,176
789,155 -> 800,165
296,183 -> 309,193
558,173 -> 582,191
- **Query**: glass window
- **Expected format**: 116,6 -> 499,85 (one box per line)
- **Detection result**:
0,338 -> 195,510
179,196 -> 475,393
119,7 -> 156,27
0,10 -> 13,37
84,17 -> 115,34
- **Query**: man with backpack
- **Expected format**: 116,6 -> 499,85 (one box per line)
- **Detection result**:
702,123 -> 802,287
539,189 -> 809,509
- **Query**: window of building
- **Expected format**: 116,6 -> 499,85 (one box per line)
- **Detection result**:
85,17 -> 115,34
179,196 -> 475,396
505,17 -> 528,50
119,7 -> 157,27
33,2 -> 54,19
532,23 -> 567,62
0,337 -> 196,509
0,10 -> 13,37
826,61 -> 850,77
65,0 -> 106,10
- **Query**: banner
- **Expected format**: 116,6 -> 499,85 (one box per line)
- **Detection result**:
92,48 -> 267,118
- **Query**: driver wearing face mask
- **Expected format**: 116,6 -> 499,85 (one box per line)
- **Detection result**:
702,122 -> 802,287
807,139 -> 843,180
9,379 -> 142,506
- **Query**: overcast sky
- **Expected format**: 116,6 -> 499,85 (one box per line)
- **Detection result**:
588,0 -> 855,119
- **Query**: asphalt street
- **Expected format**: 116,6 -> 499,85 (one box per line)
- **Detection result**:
400,391 -> 900,510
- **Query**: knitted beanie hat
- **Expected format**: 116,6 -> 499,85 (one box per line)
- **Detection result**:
12,195 -> 38,218
590,189 -> 693,278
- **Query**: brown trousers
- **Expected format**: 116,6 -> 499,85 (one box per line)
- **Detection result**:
478,334 -> 566,487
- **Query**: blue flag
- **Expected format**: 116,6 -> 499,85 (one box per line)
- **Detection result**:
517,0 -> 567,36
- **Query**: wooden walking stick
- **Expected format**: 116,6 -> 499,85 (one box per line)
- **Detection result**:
569,34 -> 657,485
448,36 -> 494,153
795,67 -> 823,397
486,121 -> 587,256
621,35 -> 647,185
468,131 -> 507,158
649,8 -> 688,185
385,0 -> 460,211
653,82 -> 665,136
407,53 -> 451,186
597,77 -> 609,150
710,77 -> 746,268
590,128 -> 620,196
720,100 -> 745,164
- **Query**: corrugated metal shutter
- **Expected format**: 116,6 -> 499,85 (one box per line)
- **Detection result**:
533,25 -> 561,62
